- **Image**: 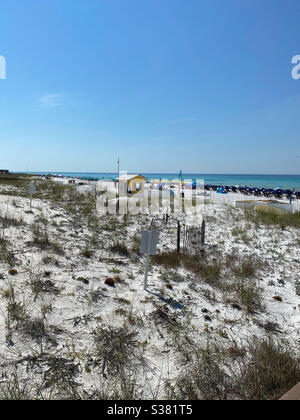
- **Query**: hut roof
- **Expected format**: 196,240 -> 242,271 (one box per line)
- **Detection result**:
117,174 -> 147,181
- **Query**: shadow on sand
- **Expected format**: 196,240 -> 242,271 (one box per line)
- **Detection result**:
146,290 -> 183,310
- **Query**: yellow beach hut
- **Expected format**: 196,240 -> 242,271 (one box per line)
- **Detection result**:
117,174 -> 147,194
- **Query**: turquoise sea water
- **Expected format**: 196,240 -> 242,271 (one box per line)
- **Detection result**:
22,172 -> 300,190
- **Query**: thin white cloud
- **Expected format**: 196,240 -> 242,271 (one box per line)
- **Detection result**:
39,93 -> 70,109
158,118 -> 198,126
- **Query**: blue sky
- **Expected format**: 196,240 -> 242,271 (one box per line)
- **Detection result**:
0,0 -> 300,174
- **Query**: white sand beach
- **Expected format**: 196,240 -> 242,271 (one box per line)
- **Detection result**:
0,175 -> 299,399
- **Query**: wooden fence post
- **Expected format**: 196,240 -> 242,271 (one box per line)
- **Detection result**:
201,219 -> 206,246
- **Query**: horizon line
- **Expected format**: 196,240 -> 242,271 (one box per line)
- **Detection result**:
12,170 -> 300,176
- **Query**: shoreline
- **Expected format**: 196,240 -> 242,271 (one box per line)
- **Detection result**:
25,172 -> 300,199
11,171 -> 300,192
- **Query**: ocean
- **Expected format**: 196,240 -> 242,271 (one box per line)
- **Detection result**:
21,172 -> 300,190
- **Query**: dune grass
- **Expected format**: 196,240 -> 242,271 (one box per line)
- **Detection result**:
168,337 -> 300,400
244,208 -> 300,228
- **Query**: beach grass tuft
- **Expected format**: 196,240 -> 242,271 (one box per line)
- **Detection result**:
244,209 -> 300,228
167,337 -> 300,400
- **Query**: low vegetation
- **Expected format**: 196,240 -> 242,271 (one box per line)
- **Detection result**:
92,323 -> 143,378
167,338 -> 300,400
244,208 -> 300,228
